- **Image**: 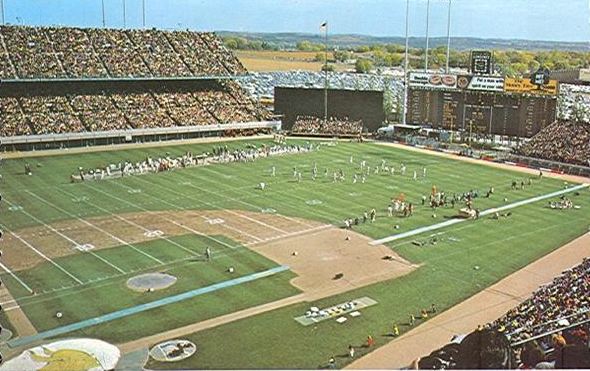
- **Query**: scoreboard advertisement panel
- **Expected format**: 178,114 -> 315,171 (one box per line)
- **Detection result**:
470,50 -> 493,75
407,73 -> 558,138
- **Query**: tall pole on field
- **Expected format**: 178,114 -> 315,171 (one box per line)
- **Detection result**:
424,0 -> 430,71
0,0 -> 4,25
445,0 -> 452,73
122,0 -> 126,28
101,0 -> 106,27
323,21 -> 328,124
402,0 -> 410,125
142,0 -> 146,28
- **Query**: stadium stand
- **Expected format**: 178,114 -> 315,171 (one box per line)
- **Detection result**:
517,121 -> 590,167
414,258 -> 590,369
291,115 -> 363,136
0,25 -> 269,139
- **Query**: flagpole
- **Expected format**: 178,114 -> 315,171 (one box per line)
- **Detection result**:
402,0 -> 410,125
123,0 -> 126,28
445,0 -> 452,73
425,0 -> 430,71
0,0 -> 4,25
142,0 -> 146,28
101,0 -> 106,27
324,22 -> 328,124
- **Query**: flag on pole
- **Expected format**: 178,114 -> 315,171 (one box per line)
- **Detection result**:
320,21 -> 327,30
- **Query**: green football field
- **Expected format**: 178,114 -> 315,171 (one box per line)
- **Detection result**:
0,138 -> 588,368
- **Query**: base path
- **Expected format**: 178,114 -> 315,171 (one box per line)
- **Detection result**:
118,226 -> 417,354
348,232 -> 590,369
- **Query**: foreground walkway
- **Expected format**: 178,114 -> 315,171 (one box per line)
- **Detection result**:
348,232 -> 590,369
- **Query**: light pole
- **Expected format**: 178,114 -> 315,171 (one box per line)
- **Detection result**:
445,0 -> 452,73
0,0 -> 4,25
425,0 -> 430,71
142,0 -> 146,28
319,21 -> 329,124
101,0 -> 106,27
402,0 -> 410,125
122,0 -> 126,28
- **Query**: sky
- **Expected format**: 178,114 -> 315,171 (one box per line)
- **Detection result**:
1,0 -> 589,42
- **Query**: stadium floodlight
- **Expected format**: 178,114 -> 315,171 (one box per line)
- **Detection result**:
402,0 -> 410,125
142,0 -> 146,28
445,0 -> 452,73
101,0 -> 106,27
425,0 -> 430,71
320,21 -> 328,123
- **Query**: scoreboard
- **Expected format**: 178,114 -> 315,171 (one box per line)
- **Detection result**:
406,73 -> 558,138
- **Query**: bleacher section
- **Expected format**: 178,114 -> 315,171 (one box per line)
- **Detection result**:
0,25 -> 268,142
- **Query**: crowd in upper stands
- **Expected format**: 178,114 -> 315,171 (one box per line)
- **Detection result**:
517,120 -> 590,166
291,115 -> 363,136
0,25 -> 246,79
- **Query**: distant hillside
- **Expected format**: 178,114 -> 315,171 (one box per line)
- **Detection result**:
217,31 -> 590,52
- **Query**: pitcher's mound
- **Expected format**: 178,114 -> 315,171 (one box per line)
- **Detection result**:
127,273 -> 177,292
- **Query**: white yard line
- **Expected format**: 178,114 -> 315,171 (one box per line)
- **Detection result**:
59,187 -> 202,260
198,166 -> 315,228
245,224 -> 333,247
3,198 -> 126,274
0,261 -> 34,293
26,190 -> 165,265
86,182 -> 245,250
1,225 -> 83,285
132,175 -> 290,235
371,183 -> 589,245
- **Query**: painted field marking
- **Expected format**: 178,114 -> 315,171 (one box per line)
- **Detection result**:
7,205 -> 23,212
206,218 -> 225,225
144,230 -> 164,238
8,265 -> 289,348
196,167 -> 316,228
73,185 -> 203,258
371,183 -> 589,245
25,190 -> 161,267
74,243 -> 95,252
0,261 -> 33,293
4,197 -> 126,274
85,183 -> 244,250
0,224 -> 83,285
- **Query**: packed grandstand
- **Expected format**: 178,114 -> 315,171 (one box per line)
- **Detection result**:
0,25 -> 269,138
415,258 -> 590,369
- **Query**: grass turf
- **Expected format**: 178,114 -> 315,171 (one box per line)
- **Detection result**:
0,138 -> 587,367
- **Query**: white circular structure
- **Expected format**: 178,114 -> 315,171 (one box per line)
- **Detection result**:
126,272 -> 177,291
149,339 -> 196,362
0,338 -> 120,371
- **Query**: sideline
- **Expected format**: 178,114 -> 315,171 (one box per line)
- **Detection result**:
349,232 -> 590,369
371,183 -> 588,245
7,265 -> 289,348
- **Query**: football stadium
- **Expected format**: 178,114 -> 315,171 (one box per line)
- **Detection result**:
0,1 -> 589,370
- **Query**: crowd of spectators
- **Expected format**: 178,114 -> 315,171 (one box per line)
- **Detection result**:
414,258 -> 590,369
0,25 -> 245,78
0,87 -> 268,137
490,257 -> 590,344
517,120 -> 590,166
292,115 -> 363,136
238,70 -> 404,100
558,84 -> 590,123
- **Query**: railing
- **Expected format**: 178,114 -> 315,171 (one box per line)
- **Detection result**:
0,121 -> 280,146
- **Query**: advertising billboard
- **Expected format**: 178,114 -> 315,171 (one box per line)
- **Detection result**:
408,72 -> 457,90
504,78 -> 558,95
470,50 -> 493,75
457,75 -> 504,92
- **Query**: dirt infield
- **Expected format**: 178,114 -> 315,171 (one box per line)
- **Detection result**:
1,209 -> 325,271
251,227 -> 417,299
119,225 -> 416,353
348,232 -> 590,369
0,287 -> 36,337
